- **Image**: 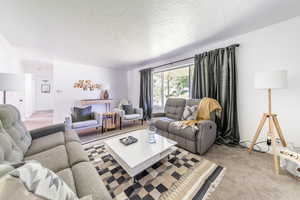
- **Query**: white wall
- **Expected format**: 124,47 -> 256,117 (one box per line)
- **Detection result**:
22,60 -> 54,112
53,61 -> 128,123
34,76 -> 54,111
0,34 -> 25,116
128,16 -> 300,147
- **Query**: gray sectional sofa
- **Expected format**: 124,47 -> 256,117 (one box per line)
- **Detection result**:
152,98 -> 216,155
0,105 -> 111,200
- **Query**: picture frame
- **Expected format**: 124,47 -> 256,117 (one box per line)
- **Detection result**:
41,84 -> 51,93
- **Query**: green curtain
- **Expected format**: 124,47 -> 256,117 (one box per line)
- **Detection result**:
139,68 -> 153,120
192,45 -> 239,145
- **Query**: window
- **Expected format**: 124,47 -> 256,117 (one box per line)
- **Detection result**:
152,64 -> 194,112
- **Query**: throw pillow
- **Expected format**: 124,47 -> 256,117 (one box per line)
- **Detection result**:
73,106 -> 92,122
122,104 -> 135,115
8,162 -> 78,200
182,105 -> 198,120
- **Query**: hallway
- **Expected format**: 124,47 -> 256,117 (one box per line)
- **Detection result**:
24,110 -> 53,130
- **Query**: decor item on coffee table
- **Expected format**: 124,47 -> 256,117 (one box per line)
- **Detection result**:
86,138 -> 225,200
249,70 -> 288,174
102,112 -> 118,132
114,99 -> 143,129
65,106 -> 102,132
104,130 -> 177,182
151,98 -> 216,155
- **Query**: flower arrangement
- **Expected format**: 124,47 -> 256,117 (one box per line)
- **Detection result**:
74,80 -> 102,91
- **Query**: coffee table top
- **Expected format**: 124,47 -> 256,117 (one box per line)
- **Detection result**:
104,129 -> 177,168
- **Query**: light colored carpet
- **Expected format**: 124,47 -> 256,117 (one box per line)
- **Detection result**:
204,145 -> 300,200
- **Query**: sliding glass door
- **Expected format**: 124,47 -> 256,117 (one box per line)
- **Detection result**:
152,65 -> 194,112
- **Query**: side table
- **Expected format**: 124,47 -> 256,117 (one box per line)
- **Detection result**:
102,112 -> 120,132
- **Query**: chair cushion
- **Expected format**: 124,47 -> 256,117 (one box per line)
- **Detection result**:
25,132 -> 65,157
72,120 -> 98,129
72,162 -> 112,200
24,145 -> 69,172
124,114 -> 141,120
56,168 -> 77,194
72,106 -> 92,122
66,142 -> 89,166
122,104 -> 134,114
153,117 -> 175,132
0,105 -> 32,154
0,123 -> 23,162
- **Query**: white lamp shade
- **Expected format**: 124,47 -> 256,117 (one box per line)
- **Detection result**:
0,73 -> 24,91
254,70 -> 287,89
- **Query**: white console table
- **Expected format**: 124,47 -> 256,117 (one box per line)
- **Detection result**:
80,99 -> 113,112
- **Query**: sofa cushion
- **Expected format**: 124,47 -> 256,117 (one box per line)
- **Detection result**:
72,162 -> 112,200
124,114 -> 141,120
56,168 -> 77,194
0,105 -> 32,154
153,117 -> 175,131
25,132 -> 65,156
72,120 -> 98,129
164,98 -> 186,120
66,142 -> 89,166
168,122 -> 197,141
24,145 -> 69,172
65,131 -> 81,143
0,122 -> 23,162
72,106 -> 92,122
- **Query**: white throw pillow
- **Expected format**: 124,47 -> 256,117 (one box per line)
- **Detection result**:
182,105 -> 198,120
8,162 -> 78,200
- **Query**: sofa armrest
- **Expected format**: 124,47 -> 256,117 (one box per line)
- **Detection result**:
114,108 -> 125,118
29,123 -> 65,140
196,120 -> 217,155
151,112 -> 166,118
91,112 -> 102,124
64,116 -> 73,131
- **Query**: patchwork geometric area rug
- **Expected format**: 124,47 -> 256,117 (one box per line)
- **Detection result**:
85,144 -> 225,200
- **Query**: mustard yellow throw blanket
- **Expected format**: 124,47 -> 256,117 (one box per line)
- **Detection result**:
174,98 -> 222,130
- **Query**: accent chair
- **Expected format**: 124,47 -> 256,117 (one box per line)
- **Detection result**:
113,99 -> 143,129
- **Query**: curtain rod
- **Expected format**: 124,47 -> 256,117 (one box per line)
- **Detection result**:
150,43 -> 240,70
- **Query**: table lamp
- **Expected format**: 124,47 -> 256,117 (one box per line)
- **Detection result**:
248,70 -> 288,174
0,73 -> 24,104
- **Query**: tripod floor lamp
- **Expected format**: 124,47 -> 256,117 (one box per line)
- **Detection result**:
0,73 -> 23,104
248,70 -> 288,174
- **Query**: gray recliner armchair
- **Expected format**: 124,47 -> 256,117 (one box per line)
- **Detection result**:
114,100 -> 143,129
151,98 -> 217,155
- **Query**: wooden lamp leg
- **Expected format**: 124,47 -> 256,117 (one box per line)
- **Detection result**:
272,115 -> 287,147
248,113 -> 268,153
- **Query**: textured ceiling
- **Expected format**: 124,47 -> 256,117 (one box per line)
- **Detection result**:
0,0 -> 300,69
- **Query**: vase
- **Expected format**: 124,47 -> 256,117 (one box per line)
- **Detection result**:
103,90 -> 109,99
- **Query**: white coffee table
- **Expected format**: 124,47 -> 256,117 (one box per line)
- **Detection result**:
105,129 -> 177,181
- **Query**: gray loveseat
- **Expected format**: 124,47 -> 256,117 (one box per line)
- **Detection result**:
0,105 -> 111,200
152,98 -> 216,155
